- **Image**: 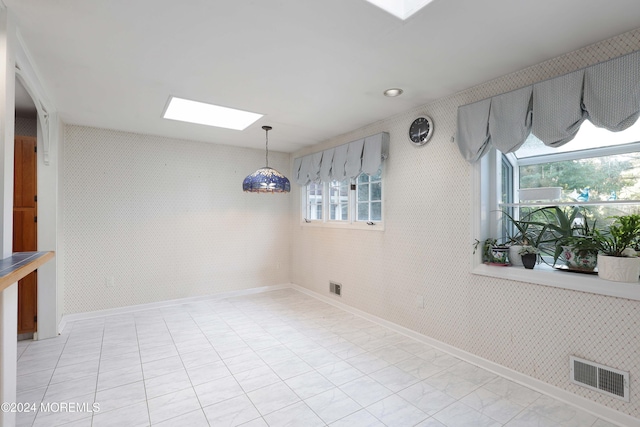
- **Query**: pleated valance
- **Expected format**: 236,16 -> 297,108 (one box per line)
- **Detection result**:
293,132 -> 389,186
456,49 -> 640,163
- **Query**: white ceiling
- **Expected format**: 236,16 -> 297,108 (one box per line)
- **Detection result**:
7,0 -> 640,153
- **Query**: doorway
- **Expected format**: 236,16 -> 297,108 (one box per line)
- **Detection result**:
14,135 -> 37,339
15,78 -> 40,340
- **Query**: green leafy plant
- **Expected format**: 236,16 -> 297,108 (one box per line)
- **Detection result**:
473,238 -> 509,264
518,245 -> 539,255
500,210 -> 548,248
591,214 -> 640,257
518,206 -> 595,265
564,234 -> 600,255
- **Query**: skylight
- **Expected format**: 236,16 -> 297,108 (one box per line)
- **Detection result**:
364,0 -> 434,20
162,97 -> 262,131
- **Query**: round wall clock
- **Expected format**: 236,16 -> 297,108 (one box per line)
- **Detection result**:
409,116 -> 434,146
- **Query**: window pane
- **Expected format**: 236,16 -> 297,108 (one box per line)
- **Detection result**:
519,152 -> 640,201
306,182 -> 323,220
358,184 -> 369,201
371,182 -> 382,201
340,182 -> 349,197
306,205 -> 315,220
370,169 -> 382,181
341,204 -> 348,219
358,173 -> 369,184
358,202 -> 368,221
329,187 -> 338,204
371,202 -> 382,221
330,204 -> 337,220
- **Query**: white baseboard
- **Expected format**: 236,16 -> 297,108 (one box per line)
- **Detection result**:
290,284 -> 638,427
58,283 -> 291,333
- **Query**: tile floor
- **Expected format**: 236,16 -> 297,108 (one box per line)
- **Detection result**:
15,289 -> 620,427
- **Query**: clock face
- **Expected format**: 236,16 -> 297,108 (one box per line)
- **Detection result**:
409,116 -> 433,146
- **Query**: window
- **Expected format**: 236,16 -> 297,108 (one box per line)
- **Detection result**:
357,170 -> 382,222
329,179 -> 349,221
475,119 -> 640,301
305,182 -> 323,221
498,121 -> 640,242
302,170 -> 383,229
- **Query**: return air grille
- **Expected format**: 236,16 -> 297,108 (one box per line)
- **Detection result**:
570,356 -> 629,402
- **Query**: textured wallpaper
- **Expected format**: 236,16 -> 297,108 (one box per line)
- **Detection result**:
15,116 -> 37,137
290,29 -> 640,418
63,126 -> 291,314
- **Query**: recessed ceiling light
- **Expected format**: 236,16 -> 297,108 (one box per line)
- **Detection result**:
364,0 -> 434,20
384,88 -> 403,97
162,96 -> 262,131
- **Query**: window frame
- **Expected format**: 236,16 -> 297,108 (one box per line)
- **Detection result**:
304,181 -> 324,222
300,169 -> 385,231
356,170 -> 383,223
472,145 -> 640,301
328,179 -> 350,223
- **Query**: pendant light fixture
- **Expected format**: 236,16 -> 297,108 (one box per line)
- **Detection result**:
243,126 -> 291,193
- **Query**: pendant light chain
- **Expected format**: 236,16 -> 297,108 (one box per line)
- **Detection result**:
265,127 -> 269,167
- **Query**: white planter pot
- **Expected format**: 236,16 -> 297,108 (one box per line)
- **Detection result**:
597,254 -> 640,283
518,187 -> 562,201
509,245 -> 523,266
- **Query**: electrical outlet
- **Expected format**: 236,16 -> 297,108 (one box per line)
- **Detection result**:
330,281 -> 342,296
106,276 -> 114,288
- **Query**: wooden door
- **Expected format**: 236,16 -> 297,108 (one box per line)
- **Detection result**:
13,136 -> 37,335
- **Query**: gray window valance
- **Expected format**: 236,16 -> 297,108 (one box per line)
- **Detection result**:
293,132 -> 389,186
456,49 -> 640,163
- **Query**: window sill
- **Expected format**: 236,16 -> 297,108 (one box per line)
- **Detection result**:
472,263 -> 640,301
300,220 -> 385,231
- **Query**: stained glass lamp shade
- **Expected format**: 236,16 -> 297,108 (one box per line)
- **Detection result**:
243,126 -> 291,193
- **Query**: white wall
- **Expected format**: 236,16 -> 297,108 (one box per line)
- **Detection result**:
290,28 -> 640,419
0,8 -> 17,427
62,125 -> 291,314
36,113 -> 59,339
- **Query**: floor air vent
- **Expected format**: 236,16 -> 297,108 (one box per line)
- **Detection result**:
570,356 -> 629,402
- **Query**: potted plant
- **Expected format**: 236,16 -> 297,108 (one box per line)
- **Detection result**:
500,209 -> 552,267
591,214 -> 640,282
558,213 -> 598,271
563,235 -> 599,271
518,245 -> 539,269
534,206 -> 587,266
503,215 -> 531,267
519,206 -> 596,269
501,210 -> 545,267
474,238 -> 510,265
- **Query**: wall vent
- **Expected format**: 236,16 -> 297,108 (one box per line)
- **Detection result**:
329,281 -> 342,296
570,356 -> 629,402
